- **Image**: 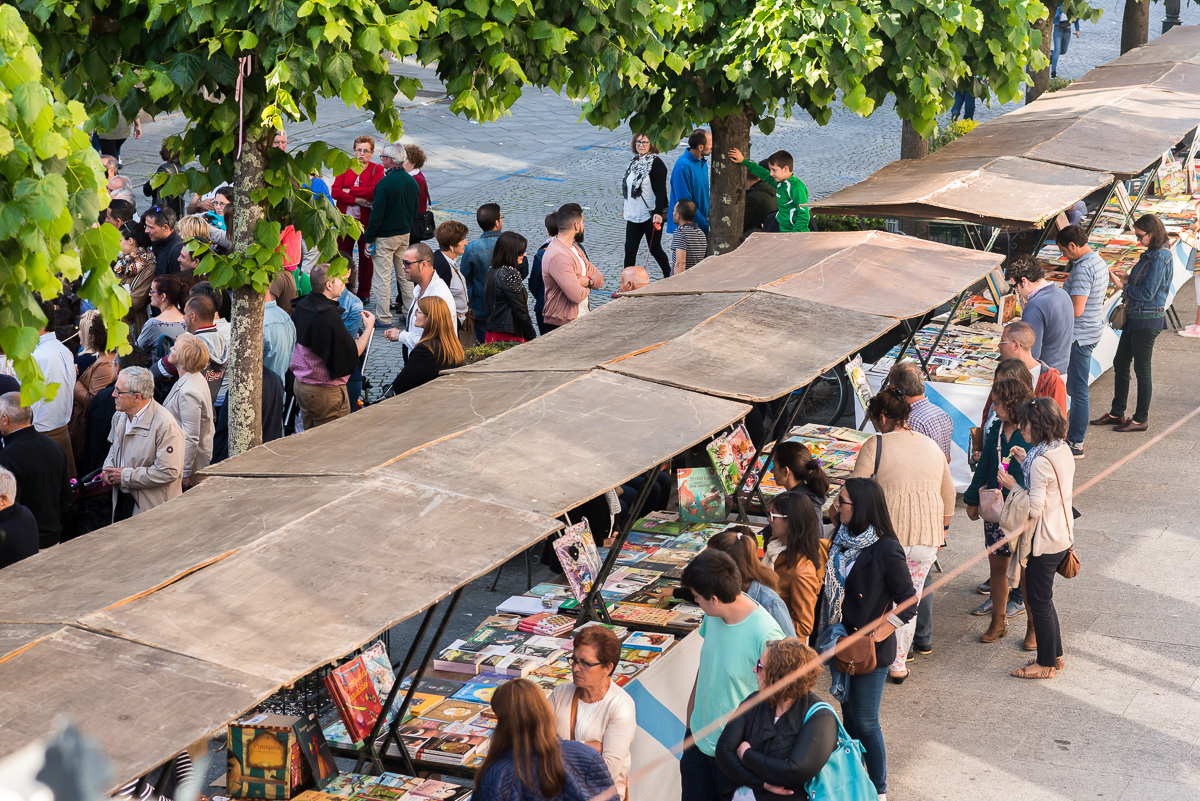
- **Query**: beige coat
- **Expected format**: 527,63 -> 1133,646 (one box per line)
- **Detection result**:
104,400 -> 185,516
163,371 -> 215,478
852,429 -> 956,547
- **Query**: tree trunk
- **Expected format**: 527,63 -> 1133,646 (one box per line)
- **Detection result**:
708,107 -> 752,256
226,139 -> 268,457
899,120 -> 929,238
1026,2 -> 1054,103
1122,0 -> 1150,54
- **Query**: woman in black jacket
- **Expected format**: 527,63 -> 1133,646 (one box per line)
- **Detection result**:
716,639 -> 837,800
819,477 -> 916,799
621,134 -> 670,278
389,295 -> 465,396
484,231 -> 537,343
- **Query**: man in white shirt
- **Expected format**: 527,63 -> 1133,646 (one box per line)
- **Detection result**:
383,243 -> 455,353
31,300 -> 77,477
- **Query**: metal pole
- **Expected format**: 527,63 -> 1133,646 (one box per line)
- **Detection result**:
354,604 -> 439,773
919,290 -> 969,377
1085,182 -> 1120,239
1125,158 -> 1163,230
576,465 -> 665,626
1163,0 -> 1181,32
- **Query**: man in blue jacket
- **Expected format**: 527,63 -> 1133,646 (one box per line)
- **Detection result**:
460,202 -> 503,342
666,129 -> 711,235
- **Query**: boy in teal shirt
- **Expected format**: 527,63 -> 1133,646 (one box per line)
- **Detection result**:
728,148 -> 809,232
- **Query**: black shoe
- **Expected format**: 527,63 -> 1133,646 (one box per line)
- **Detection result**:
887,671 -> 908,685
977,580 -> 991,595
914,642 -> 933,655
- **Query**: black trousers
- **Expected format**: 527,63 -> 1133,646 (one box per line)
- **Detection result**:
1025,549 -> 1068,668
624,219 -> 670,278
1110,326 -> 1162,423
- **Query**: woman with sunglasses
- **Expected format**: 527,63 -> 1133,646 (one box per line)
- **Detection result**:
135,275 -> 187,354
1092,213 -> 1174,432
547,625 -> 635,799
621,134 -> 670,278
851,389 -> 954,682
819,477 -> 916,799
115,220 -> 157,337
715,639 -> 837,800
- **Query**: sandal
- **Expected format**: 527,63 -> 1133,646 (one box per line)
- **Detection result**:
1010,664 -> 1057,679
1027,656 -> 1065,670
980,626 -> 1008,643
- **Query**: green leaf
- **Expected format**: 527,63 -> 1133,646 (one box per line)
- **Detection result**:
167,52 -> 206,90
15,174 -> 68,223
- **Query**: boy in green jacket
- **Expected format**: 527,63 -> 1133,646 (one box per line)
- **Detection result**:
728,148 -> 809,232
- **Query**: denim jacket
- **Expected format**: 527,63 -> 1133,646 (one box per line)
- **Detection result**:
747,581 -> 798,638
1124,246 -> 1172,319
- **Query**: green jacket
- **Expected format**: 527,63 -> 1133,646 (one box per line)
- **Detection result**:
363,168 -> 418,242
963,419 -> 1029,506
744,161 -> 809,232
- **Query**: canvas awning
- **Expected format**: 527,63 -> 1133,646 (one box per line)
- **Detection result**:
1108,23 -> 1200,67
813,154 -> 1114,226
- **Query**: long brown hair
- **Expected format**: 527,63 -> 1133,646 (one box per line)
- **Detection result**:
708,526 -> 778,592
417,296 -> 464,367
475,679 -> 566,797
770,492 -> 824,572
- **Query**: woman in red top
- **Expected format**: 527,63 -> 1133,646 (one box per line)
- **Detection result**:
331,135 -> 385,301
404,144 -> 430,217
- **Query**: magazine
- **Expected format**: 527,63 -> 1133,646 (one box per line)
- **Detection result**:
677,467 -> 726,523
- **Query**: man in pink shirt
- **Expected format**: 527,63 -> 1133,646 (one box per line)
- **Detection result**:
541,205 -> 604,332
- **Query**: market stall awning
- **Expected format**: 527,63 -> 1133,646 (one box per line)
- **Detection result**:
0,627 -> 277,789
205,371 -> 583,478
812,154 -> 1114,226
1108,23 -> 1200,67
0,477 -> 353,625
605,294 -> 895,402
379,371 -> 751,517
80,478 -> 564,684
628,231 -> 1000,318
0,624 -> 61,662
458,294 -> 746,373
1057,61 -> 1200,96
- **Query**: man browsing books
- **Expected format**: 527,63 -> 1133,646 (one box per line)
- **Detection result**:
728,148 -> 810,233
680,549 -> 785,801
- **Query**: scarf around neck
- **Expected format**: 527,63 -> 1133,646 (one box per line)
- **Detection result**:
1021,440 -> 1055,489
821,524 -> 880,629
622,154 -> 655,200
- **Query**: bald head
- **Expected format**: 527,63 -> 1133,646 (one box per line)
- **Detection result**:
1004,321 -> 1036,351
619,265 -> 649,293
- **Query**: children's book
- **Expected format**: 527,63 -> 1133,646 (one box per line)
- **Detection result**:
623,631 -> 675,652
294,712 -> 340,788
677,467 -> 726,523
553,520 -> 602,602
418,700 -> 487,725
450,681 -> 499,705
405,693 -> 444,718
324,656 -> 383,743
706,424 -> 756,494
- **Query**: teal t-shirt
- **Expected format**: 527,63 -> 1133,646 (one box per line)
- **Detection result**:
691,600 -> 786,756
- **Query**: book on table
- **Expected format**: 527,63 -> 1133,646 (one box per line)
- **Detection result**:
677,467 -> 727,523
623,631 -> 675,652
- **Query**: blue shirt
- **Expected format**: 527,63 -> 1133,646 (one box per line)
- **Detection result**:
1063,250 -> 1108,346
908,397 -> 953,460
1021,283 -> 1075,374
338,289 -> 364,336
460,231 -> 502,319
666,149 -> 710,233
262,300 -> 297,380
746,581 -> 797,638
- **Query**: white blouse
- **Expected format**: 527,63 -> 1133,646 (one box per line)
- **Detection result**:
549,680 -> 637,799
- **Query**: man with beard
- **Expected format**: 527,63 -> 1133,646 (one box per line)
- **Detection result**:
541,204 -> 604,333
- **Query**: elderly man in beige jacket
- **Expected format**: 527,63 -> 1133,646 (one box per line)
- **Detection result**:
102,366 -> 185,521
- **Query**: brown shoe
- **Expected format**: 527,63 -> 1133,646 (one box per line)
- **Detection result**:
1090,413 -> 1126,426
1114,419 -> 1148,432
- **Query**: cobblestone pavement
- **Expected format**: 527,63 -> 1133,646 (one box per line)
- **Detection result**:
112,0 -> 1194,392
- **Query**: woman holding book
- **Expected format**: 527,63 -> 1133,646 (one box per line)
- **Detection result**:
765,493 -> 830,639
476,678 -> 614,801
548,625 -> 636,799
708,527 -> 797,638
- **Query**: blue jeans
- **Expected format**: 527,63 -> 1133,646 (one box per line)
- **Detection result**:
1066,340 -> 1094,445
1051,26 -> 1070,75
950,90 -> 975,120
840,664 -> 889,795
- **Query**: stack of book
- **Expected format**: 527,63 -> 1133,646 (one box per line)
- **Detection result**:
517,612 -> 574,636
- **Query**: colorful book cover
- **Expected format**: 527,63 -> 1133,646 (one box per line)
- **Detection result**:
399,676 -> 465,697
450,681 -> 498,704
458,627 -> 531,653
677,467 -> 726,523
553,519 -> 602,602
624,631 -> 674,652
418,700 -> 487,724
632,517 -> 688,535
323,773 -> 381,796
324,657 -> 383,743
322,721 -> 354,748
619,647 -> 661,665
406,692 -> 444,718
360,641 -> 395,698
706,424 -> 756,495
294,712 -> 339,789
626,532 -> 673,547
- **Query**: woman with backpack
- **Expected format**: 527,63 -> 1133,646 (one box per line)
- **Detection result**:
716,638 -> 874,801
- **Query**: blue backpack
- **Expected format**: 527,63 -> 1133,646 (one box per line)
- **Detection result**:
803,701 -> 877,801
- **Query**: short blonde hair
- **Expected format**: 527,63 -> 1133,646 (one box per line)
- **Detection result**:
176,215 -> 211,242
171,332 -> 211,374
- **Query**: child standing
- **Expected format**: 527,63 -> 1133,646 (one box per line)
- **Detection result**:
670,200 -> 709,274
728,148 -> 810,232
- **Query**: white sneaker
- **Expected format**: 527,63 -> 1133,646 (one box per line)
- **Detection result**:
1179,324 -> 1200,338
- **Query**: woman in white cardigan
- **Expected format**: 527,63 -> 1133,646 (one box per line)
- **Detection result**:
999,397 -> 1074,679
549,624 -> 637,799
162,334 -> 215,488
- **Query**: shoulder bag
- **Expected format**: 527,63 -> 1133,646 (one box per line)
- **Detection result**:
1109,253 -> 1146,331
1045,453 -> 1081,579
411,185 -> 436,242
833,628 -> 876,676
802,701 -> 878,801
977,426 -> 1006,523
871,433 -> 882,476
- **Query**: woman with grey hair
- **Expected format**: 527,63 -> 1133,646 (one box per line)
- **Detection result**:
0,466 -> 39,568
162,334 -> 214,488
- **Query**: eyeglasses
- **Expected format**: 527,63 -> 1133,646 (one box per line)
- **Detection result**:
754,660 -> 764,673
999,339 -> 1019,347
567,656 -> 602,669
402,258 -> 426,267
834,496 -> 852,506
1135,231 -> 1151,241
768,512 -> 787,521
112,388 -> 139,397
149,290 -> 163,296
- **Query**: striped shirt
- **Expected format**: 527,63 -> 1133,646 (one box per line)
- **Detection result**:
670,223 -> 708,273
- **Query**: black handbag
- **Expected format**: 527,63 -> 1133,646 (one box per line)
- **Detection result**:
411,210 -> 436,242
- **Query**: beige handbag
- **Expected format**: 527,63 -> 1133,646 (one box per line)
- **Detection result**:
978,427 -> 1005,523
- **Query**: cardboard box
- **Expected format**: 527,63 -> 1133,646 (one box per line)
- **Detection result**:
226,713 -> 308,799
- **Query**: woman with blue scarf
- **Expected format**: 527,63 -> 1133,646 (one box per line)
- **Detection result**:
819,477 -> 916,801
